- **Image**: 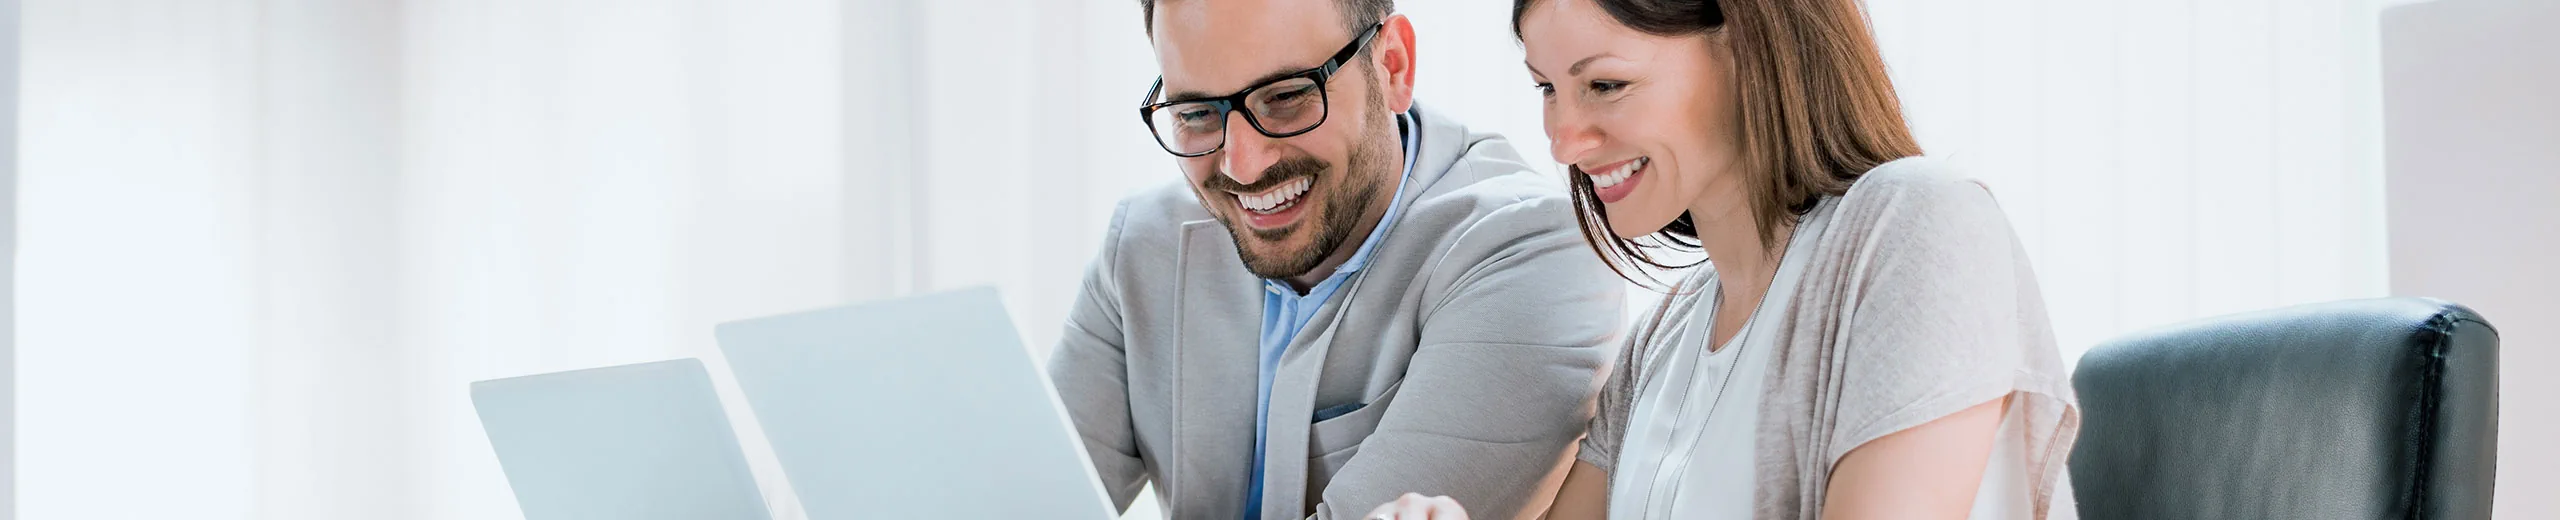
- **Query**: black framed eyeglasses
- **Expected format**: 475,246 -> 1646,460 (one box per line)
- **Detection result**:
1137,23 -> 1384,158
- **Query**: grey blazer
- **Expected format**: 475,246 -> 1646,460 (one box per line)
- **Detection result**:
1048,104 -> 1627,520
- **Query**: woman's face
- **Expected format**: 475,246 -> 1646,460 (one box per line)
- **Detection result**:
1520,0 -> 1742,239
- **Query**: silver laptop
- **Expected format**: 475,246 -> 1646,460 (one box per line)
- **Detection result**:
715,287 -> 1118,520
471,359 -> 773,520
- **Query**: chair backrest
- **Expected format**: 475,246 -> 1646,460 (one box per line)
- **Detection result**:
472,359 -> 774,520
2070,298 -> 2499,519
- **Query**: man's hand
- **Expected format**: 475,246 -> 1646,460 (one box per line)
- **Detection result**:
1363,493 -> 1470,520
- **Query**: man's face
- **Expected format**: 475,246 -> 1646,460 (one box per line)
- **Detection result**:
1152,0 -> 1399,281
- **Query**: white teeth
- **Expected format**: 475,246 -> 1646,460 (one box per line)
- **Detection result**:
1589,157 -> 1646,189
1237,177 -> 1313,214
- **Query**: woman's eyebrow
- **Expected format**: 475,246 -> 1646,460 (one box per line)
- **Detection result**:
1568,53 -> 1618,76
1525,52 -> 1621,79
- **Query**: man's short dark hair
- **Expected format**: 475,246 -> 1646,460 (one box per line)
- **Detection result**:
1140,0 -> 1394,41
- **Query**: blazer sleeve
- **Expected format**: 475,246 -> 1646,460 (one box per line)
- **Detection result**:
1304,196 -> 1627,520
1046,199 -> 1151,513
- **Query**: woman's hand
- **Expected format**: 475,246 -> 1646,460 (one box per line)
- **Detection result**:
1363,493 -> 1470,520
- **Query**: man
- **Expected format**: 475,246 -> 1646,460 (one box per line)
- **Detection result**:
1047,0 -> 1625,518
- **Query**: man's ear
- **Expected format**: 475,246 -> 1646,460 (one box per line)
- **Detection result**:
1373,14 -> 1419,114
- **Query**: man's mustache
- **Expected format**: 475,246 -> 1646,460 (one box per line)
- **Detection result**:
1203,156 -> 1329,193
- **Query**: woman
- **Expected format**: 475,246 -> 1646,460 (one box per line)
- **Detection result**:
1364,0 -> 2079,518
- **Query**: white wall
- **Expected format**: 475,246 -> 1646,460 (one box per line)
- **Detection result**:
2379,0 -> 2560,517
2,0 -> 17,517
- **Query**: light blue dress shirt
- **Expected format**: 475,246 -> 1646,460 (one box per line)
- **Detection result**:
1245,112 -> 1419,519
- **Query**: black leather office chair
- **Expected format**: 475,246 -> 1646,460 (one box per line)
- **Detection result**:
2069,298 -> 2499,519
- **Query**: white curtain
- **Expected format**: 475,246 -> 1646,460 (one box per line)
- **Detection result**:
17,0 -> 2391,519
1867,0 -> 2396,353
23,0 -> 1156,518
1412,0 -> 2400,354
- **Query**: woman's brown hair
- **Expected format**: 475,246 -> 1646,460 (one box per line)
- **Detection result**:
1512,0 -> 1923,285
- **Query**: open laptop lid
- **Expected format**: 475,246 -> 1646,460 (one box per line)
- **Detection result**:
471,358 -> 773,520
715,287 -> 1115,519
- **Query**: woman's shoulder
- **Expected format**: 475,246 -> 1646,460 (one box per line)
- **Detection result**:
1835,156 -> 2004,220
1812,156 -> 2017,254
1790,155 -> 2035,323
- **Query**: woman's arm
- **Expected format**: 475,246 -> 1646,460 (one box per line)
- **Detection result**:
1540,460 -> 1609,519
1819,397 -> 2007,520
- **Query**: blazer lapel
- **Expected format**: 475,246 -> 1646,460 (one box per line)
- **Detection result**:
1250,104 -> 1474,517
1173,219 -> 1264,519
1257,273 -> 1368,518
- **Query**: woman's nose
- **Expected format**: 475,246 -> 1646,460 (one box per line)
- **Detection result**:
1546,105 -> 1602,168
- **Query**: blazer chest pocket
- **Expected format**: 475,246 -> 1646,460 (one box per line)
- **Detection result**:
1305,381 -> 1403,497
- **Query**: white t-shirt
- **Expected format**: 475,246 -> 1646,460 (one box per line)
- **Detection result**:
1604,268 -> 1783,518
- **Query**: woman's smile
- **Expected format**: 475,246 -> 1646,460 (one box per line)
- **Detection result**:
1582,156 -> 1649,204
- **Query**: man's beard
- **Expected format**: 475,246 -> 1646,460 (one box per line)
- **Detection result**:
1204,88 -> 1396,281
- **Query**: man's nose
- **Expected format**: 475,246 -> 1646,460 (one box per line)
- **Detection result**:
1218,111 -> 1281,187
